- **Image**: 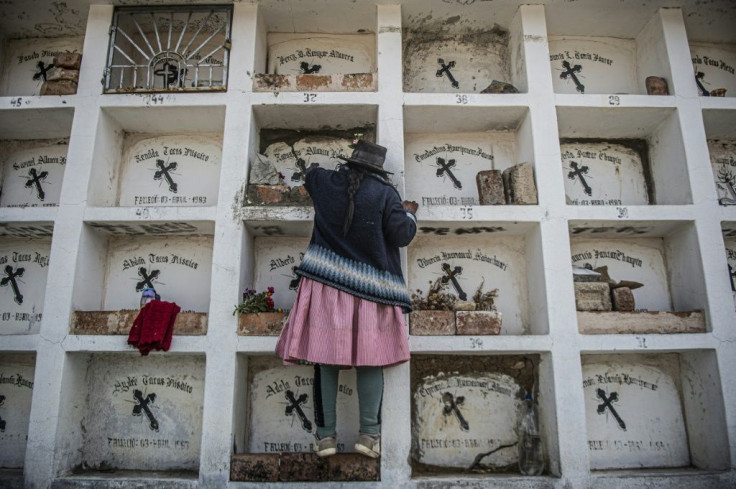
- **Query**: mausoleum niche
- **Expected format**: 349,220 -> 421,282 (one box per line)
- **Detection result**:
410,355 -> 540,475
0,138 -> 68,208
723,224 -> 736,311
690,43 -> 736,97
0,238 -> 51,335
0,354 -> 35,470
708,139 -> 736,206
0,37 -> 83,96
104,6 -> 232,93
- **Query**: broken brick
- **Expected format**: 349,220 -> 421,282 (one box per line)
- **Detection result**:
611,287 -> 635,312
574,282 -> 612,311
476,170 -> 506,205
238,312 -> 286,336
409,310 -> 455,335
456,311 -> 502,335
230,454 -> 279,482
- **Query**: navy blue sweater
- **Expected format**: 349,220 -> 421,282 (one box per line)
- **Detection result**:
295,167 -> 417,311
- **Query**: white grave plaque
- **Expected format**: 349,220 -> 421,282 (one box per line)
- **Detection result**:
267,34 -> 375,75
725,239 -> 736,311
0,239 -> 50,335
691,44 -> 736,97
263,136 -> 351,188
412,372 -> 522,468
549,37 -> 636,95
0,37 -> 83,96
582,355 -> 689,469
561,142 -> 649,206
0,355 -> 35,468
254,237 -> 309,311
405,134 -> 499,207
570,238 -> 671,312
1,145 -> 67,207
708,140 -> 736,205
118,135 -> 221,206
409,235 -> 529,334
248,362 -> 359,453
82,355 -> 204,471
103,236 -> 212,312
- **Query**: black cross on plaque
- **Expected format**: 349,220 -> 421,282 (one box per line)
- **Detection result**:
300,61 -> 322,74
435,157 -> 462,189
132,389 -> 159,432
154,159 -> 178,193
32,61 -> 54,82
729,264 -> 736,292
154,61 -> 183,88
442,392 -> 469,431
436,58 -> 459,89
25,168 -> 49,201
567,161 -> 592,196
289,266 -> 300,290
441,262 -> 467,300
596,388 -> 626,431
695,72 -> 711,97
0,394 -> 5,432
135,267 -> 160,292
291,157 -> 319,182
285,390 -> 313,432
560,60 -> 585,93
1,265 -> 25,305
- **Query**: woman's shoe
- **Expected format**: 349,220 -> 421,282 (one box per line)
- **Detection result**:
354,433 -> 380,458
313,435 -> 337,457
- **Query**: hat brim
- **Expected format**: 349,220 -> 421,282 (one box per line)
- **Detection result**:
338,155 -> 393,175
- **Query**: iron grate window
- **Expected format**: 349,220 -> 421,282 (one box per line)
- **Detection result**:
104,5 -> 232,93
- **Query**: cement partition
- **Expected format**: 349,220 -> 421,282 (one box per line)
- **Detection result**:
86,106 -> 226,207
558,107 -> 690,205
0,353 -> 36,469
0,36 -> 83,96
53,353 -> 205,479
0,238 -> 51,335
581,351 -> 729,472
404,106 -> 536,207
401,3 -> 527,93
704,109 -> 736,206
408,221 -> 547,335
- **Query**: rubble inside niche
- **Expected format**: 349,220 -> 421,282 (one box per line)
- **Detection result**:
476,163 -> 538,206
253,73 -> 376,92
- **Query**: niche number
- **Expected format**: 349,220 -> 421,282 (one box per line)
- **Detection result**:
616,207 -> 629,218
10,97 -> 24,107
460,206 -> 473,220
469,337 -> 484,349
303,93 -> 317,102
608,95 -> 621,106
456,94 -> 469,104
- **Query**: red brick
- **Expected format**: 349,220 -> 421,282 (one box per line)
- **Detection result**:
40,79 -> 77,95
70,310 -> 207,335
296,74 -> 331,91
456,311 -> 502,335
327,453 -> 380,481
409,310 -> 455,335
341,73 -> 374,90
279,452 -> 329,481
54,52 -> 82,70
476,170 -> 506,205
253,73 -> 291,91
230,454 -> 279,482
247,184 -> 290,205
611,287 -> 635,311
237,312 -> 286,335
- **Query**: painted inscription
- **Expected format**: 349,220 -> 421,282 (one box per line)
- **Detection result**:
691,44 -> 736,97
267,34 -> 374,75
263,137 -> 351,189
708,140 -> 736,205
549,38 -> 636,94
255,237 -> 309,311
0,240 -> 50,335
1,145 -> 68,207
412,373 -> 521,468
582,356 -> 689,469
0,358 -> 35,468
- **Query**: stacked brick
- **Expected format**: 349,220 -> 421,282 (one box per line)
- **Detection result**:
476,162 -> 538,205
41,53 -> 82,95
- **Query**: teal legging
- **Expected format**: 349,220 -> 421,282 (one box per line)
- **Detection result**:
313,364 -> 383,438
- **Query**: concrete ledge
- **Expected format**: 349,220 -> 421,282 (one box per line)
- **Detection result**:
70,311 -> 207,335
253,73 -> 376,92
51,470 -> 197,489
577,311 -> 706,334
230,453 -> 379,482
237,312 -> 286,336
245,184 -> 312,206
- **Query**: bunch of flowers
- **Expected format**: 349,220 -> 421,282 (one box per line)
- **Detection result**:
348,133 -> 364,149
233,287 -> 281,315
411,278 -> 458,311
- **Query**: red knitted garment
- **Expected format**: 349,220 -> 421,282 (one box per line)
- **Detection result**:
128,300 -> 181,355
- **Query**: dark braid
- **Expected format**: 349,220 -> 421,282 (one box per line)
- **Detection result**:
342,165 -> 367,236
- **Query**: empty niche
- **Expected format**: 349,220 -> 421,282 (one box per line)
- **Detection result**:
117,134 -> 222,207
561,139 -> 652,206
58,353 -> 204,475
690,43 -> 736,97
402,8 -> 526,94
0,36 -> 83,96
570,224 -> 707,334
408,230 -> 535,336
0,353 -> 36,469
0,237 -> 51,335
0,139 -> 68,208
410,355 -> 539,475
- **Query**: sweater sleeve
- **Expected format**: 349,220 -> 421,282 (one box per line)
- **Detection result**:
383,188 -> 417,248
304,166 -> 324,195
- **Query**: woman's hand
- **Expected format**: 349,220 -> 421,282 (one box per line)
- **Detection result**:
402,200 -> 418,214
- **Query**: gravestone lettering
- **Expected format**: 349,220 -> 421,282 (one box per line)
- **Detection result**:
560,60 -> 584,93
436,58 -> 459,89
132,389 -> 159,432
153,159 -> 178,193
442,392 -> 469,431
255,237 -> 309,310
1,145 -> 67,208
1,266 -> 24,305
436,157 -> 462,189
441,262 -> 467,300
691,45 -> 736,97
267,34 -> 374,75
596,388 -> 626,431
285,390 -> 313,432
2,37 -> 83,95
568,161 -> 592,196
25,168 -> 49,201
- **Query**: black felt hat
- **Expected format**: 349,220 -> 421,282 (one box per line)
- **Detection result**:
338,140 -> 393,175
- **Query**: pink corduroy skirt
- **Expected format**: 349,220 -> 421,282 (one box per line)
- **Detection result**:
275,278 -> 410,367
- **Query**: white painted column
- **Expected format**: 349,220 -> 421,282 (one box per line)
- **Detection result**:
197,4 -> 258,487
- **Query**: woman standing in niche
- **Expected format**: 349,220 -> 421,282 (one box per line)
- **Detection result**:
276,140 -> 418,458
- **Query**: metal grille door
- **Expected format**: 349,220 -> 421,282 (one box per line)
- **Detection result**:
104,5 -> 232,93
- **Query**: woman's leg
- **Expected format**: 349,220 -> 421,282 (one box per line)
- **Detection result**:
313,364 -> 340,438
356,366 -> 384,435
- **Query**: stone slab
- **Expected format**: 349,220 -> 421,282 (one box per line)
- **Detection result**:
46,67 -> 79,82
574,282 -> 612,311
577,310 -> 705,334
71,310 -> 207,335
230,454 -> 279,482
503,162 -> 538,205
409,310 -> 455,335
237,312 -> 286,336
456,311 -> 502,335
0,239 -> 50,335
611,287 -> 635,311
279,452 -> 329,481
253,236 -> 309,311
476,170 -> 506,205
0,145 -> 67,208
229,453 -> 379,482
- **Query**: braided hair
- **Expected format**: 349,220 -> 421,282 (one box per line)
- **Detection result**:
342,164 -> 368,236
